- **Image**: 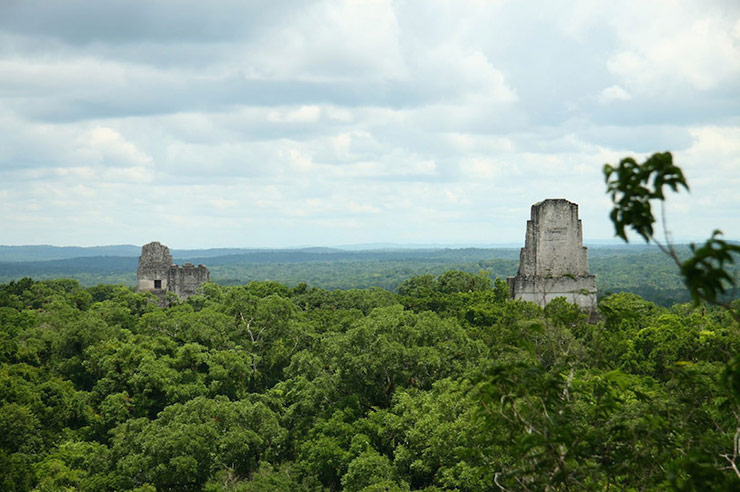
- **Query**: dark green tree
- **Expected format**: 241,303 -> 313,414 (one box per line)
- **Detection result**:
604,152 -> 740,321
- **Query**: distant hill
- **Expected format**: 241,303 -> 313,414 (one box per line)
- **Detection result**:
0,245 -> 142,262
1,244 -> 735,307
180,248 -> 520,267
0,241 -> 694,263
0,248 -> 521,275
0,245 -> 355,263
0,245 -> 522,265
0,256 -> 138,276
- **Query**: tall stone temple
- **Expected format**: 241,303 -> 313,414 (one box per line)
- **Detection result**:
507,199 -> 597,311
136,241 -> 210,302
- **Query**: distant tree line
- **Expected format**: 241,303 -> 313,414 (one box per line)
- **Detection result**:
0,246 -> 722,307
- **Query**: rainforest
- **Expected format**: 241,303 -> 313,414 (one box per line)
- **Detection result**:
2,270 -> 740,491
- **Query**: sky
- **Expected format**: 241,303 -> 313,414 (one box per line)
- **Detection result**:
1,0 -> 739,249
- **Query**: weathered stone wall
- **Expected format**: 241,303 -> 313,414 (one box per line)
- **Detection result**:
136,241 -> 173,293
508,275 -> 597,311
168,262 -> 210,298
136,242 -> 209,301
517,199 -> 589,277
508,199 -> 597,311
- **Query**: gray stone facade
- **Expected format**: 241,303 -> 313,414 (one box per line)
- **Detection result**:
136,241 -> 210,301
507,199 -> 597,311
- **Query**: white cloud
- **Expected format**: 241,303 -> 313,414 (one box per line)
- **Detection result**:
598,85 -> 631,103
413,46 -> 518,104
460,158 -> 503,180
0,0 -> 738,247
73,127 -> 153,167
238,0 -> 407,81
267,106 -> 322,124
679,126 -> 740,186
348,202 -> 381,214
606,3 -> 740,94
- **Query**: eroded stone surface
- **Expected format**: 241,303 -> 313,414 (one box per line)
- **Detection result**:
507,199 -> 597,311
136,242 -> 209,302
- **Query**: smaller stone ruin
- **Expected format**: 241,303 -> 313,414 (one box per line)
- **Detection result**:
507,199 -> 597,311
136,241 -> 210,302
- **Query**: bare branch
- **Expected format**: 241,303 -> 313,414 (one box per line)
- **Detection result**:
494,472 -> 511,491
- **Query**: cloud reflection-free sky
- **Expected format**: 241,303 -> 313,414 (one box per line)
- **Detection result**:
1,0 -> 739,248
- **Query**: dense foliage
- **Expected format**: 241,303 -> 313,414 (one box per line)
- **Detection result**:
2,245 -> 728,307
2,274 -> 740,491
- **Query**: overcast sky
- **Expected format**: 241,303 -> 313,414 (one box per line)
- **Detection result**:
1,0 -> 738,248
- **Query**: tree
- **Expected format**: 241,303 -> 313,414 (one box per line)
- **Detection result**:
605,152 -> 740,485
604,152 -> 740,322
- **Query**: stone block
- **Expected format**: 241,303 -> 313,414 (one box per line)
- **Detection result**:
507,199 -> 597,312
136,241 -> 210,302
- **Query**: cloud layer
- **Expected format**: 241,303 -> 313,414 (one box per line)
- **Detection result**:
1,0 -> 738,247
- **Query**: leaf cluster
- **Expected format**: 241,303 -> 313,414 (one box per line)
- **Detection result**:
682,231 -> 740,305
604,152 -> 740,316
604,151 -> 688,242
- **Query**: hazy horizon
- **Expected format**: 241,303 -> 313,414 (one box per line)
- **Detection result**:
0,238 -> 724,252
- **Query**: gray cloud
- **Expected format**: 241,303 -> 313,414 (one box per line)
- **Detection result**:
0,0 -> 738,247
0,0 -> 313,45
